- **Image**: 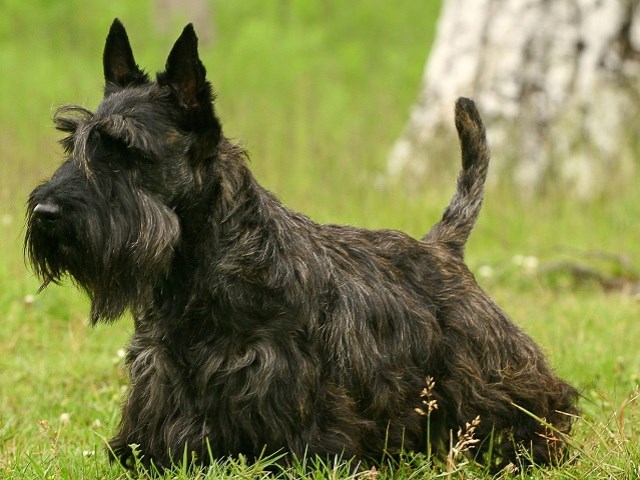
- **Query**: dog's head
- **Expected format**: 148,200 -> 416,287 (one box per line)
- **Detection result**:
25,19 -> 220,323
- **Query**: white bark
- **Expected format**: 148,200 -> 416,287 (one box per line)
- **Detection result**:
155,0 -> 215,45
389,0 -> 640,197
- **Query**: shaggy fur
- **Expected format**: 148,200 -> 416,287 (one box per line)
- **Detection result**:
25,19 -> 578,470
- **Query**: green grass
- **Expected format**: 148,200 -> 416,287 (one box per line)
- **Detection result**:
1,1 -> 640,478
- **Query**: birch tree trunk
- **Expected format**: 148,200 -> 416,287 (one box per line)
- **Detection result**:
155,0 -> 215,46
388,0 -> 640,197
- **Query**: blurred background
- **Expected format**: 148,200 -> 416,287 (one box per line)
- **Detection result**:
1,0 -> 639,476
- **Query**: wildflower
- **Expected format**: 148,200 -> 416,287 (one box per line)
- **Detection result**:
477,265 -> 494,279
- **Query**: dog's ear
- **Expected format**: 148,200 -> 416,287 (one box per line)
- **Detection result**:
158,24 -> 220,148
159,24 -> 212,111
103,19 -> 150,94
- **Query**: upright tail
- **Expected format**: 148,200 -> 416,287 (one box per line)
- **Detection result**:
423,98 -> 490,257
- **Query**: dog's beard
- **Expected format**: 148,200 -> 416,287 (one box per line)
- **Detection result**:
26,193 -> 181,323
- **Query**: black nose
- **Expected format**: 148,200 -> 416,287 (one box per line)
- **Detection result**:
33,202 -> 61,219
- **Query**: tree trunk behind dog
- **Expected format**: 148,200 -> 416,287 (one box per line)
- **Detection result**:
388,0 -> 640,198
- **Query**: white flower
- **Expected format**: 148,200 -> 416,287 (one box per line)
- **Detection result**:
112,348 -> 126,364
477,265 -> 494,279
512,254 -> 539,274
522,255 -> 539,274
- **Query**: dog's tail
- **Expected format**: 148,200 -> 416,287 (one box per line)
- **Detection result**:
423,98 -> 489,257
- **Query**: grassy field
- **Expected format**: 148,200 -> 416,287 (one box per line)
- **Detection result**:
1,1 -> 640,478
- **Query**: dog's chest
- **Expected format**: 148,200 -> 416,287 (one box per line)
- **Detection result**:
126,325 -> 312,415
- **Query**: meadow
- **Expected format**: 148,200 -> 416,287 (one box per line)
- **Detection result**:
1,1 -> 639,478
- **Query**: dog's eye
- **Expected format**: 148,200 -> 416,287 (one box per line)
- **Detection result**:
99,130 -> 155,163
130,146 -> 154,163
98,132 -> 127,152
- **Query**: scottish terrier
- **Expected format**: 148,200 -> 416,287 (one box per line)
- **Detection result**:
25,19 -> 578,470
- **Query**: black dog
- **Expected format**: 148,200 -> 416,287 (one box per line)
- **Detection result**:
26,19 -> 578,470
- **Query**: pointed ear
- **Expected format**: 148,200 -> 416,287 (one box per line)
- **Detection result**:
103,19 -> 149,94
158,24 -> 211,110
